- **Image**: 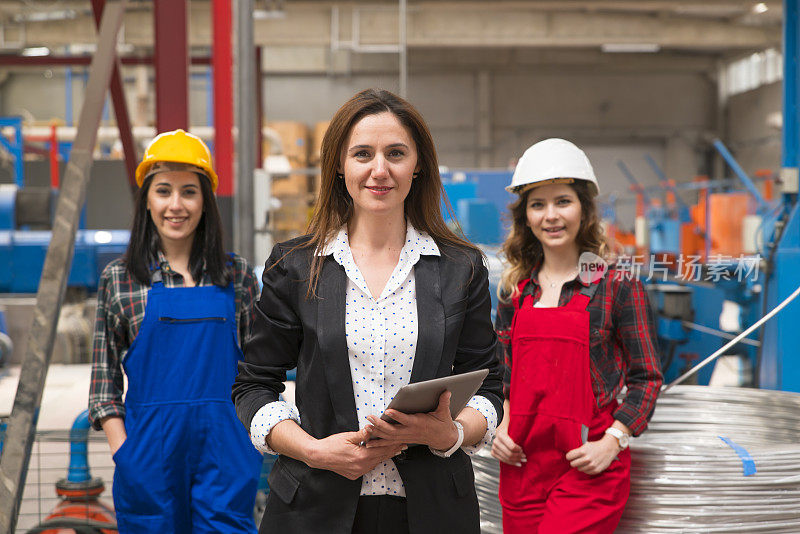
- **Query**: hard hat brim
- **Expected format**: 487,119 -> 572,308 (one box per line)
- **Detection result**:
506,177 -> 599,197
136,157 -> 219,192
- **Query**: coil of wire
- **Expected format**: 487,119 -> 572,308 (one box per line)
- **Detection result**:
473,385 -> 800,533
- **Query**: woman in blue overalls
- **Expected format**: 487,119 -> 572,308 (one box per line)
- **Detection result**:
88,129 -> 262,533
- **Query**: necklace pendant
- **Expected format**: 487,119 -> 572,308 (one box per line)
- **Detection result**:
550,282 -> 556,288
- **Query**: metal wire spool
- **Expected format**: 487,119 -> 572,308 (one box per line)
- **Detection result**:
472,385 -> 800,533
618,385 -> 800,533
472,447 -> 503,534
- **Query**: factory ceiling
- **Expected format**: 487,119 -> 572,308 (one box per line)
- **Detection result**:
0,1 -> 782,65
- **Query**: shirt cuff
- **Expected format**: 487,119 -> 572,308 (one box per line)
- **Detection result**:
461,395 -> 498,455
87,401 -> 126,431
249,401 -> 301,455
428,395 -> 498,457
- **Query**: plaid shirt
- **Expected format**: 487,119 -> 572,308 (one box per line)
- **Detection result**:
88,252 -> 259,430
496,265 -> 662,436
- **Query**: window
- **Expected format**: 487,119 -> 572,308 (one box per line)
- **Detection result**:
724,48 -> 783,98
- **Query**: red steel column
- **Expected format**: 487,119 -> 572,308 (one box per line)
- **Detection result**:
91,0 -> 138,191
213,0 -> 233,197
154,0 -> 188,132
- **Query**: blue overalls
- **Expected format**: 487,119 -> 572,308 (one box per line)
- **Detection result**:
112,267 -> 262,533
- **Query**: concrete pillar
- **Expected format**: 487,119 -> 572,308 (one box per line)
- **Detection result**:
134,65 -> 149,127
664,134 -> 698,206
476,70 -> 492,168
664,134 -> 696,183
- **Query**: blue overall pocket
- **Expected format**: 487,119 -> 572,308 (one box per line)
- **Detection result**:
112,414 -> 168,518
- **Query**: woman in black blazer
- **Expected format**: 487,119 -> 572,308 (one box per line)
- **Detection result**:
232,88 -> 503,534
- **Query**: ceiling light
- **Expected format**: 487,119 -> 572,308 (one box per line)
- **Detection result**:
601,43 -> 661,53
21,47 -> 50,57
253,9 -> 286,20
753,3 -> 769,14
13,9 -> 77,23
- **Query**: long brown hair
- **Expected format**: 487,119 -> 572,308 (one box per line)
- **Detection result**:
294,88 -> 477,298
498,180 -> 611,300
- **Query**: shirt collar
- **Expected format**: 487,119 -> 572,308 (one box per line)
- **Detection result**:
319,223 -> 439,300
155,249 -> 170,270
155,250 -> 208,278
529,258 -> 590,288
317,223 -> 440,260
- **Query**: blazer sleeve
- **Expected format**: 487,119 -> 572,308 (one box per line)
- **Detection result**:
453,251 -> 504,422
232,243 -> 304,430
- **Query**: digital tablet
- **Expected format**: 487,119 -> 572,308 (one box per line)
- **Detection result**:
380,369 -> 490,423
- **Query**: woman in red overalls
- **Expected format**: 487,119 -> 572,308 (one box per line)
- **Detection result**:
491,138 -> 662,533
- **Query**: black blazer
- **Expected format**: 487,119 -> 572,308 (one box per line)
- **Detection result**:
233,235 -> 504,534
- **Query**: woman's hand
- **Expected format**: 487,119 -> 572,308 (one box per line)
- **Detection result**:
565,434 -> 620,475
100,416 -> 127,456
365,391 -> 460,451
491,424 -> 526,466
306,427 -> 407,480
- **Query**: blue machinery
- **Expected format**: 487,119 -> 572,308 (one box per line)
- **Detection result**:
0,117 -> 24,187
440,170 -> 513,246
0,162 -> 129,293
758,0 -> 800,391
0,226 -> 130,293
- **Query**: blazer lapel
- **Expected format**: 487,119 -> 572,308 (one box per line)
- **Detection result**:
410,255 -> 444,383
317,257 -> 359,431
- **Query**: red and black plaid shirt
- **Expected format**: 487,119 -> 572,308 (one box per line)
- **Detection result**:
496,265 -> 662,436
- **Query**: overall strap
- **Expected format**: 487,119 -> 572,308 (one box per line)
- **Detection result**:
512,279 -> 534,310
149,262 -> 163,286
520,281 -> 536,308
567,279 -> 601,310
580,280 -> 601,300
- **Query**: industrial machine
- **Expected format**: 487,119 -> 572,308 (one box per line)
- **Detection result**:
0,183 -> 130,293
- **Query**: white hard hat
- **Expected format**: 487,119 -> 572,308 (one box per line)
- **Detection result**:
506,138 -> 599,197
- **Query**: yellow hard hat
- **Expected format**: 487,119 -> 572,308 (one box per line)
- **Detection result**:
135,129 -> 219,192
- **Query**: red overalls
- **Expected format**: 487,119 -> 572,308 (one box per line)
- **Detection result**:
499,278 -> 631,534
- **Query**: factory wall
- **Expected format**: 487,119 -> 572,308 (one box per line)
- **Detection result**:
1,67 -> 713,230
262,70 -> 713,226
725,81 -> 782,176
0,69 -> 212,131
261,70 -> 713,169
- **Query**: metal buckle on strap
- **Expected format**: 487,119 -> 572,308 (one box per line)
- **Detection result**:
579,281 -> 600,299
519,281 -> 536,307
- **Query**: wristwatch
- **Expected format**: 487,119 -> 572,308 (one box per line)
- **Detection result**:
604,427 -> 630,450
432,421 -> 465,458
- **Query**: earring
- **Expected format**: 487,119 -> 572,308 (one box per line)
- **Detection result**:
336,172 -> 344,179
412,172 -> 420,179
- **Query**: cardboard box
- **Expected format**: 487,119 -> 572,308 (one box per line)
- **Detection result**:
264,121 -> 310,167
271,194 -> 312,241
310,120 -> 331,165
271,173 -> 311,197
